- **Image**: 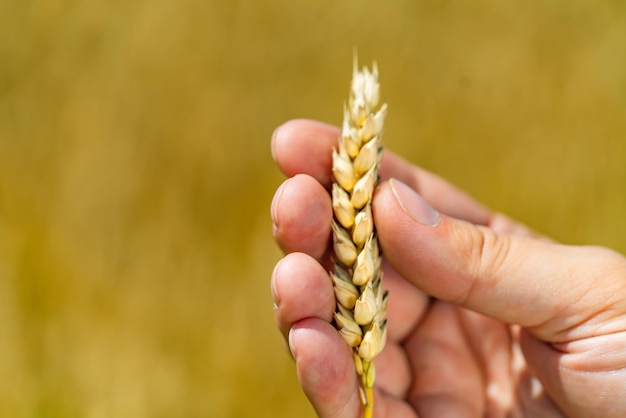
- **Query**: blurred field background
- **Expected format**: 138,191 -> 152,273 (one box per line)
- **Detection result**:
0,0 -> 625,417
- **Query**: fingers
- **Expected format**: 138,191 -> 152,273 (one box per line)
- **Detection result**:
381,260 -> 430,342
373,178 -> 626,343
272,254 -> 359,417
271,252 -> 417,412
289,318 -> 418,418
271,119 -> 494,225
272,120 -> 337,187
272,252 -> 335,340
270,175 -> 430,343
457,309 -> 516,416
289,318 -> 362,418
374,340 -> 412,399
271,174 -> 332,260
272,251 -> 428,345
405,302 -> 485,418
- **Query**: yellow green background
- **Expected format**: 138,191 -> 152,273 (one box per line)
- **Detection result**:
0,1 -> 625,417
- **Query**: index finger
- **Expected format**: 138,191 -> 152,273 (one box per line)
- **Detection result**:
272,119 -> 493,226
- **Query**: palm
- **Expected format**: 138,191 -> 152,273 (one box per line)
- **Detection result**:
364,262 -> 560,418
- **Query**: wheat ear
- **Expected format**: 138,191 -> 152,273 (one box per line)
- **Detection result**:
331,57 -> 388,418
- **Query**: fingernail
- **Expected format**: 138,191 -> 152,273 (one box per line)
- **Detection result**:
271,180 -> 288,233
389,179 -> 440,226
271,123 -> 284,162
288,326 -> 298,358
270,259 -> 283,309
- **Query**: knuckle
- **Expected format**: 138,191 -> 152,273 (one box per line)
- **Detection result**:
458,225 -> 514,305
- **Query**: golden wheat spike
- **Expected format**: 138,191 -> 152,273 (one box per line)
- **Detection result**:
331,56 -> 388,418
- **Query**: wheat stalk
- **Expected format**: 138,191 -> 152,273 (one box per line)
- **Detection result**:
331,57 -> 388,418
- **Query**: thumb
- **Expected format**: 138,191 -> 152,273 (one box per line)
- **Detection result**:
373,179 -> 626,342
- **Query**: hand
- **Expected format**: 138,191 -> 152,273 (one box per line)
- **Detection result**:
270,119 -> 626,418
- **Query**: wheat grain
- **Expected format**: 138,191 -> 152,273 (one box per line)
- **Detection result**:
331,57 -> 388,418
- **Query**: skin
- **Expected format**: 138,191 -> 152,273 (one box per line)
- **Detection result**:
270,119 -> 626,418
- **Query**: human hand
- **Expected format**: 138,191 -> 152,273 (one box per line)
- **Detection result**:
270,119 -> 626,418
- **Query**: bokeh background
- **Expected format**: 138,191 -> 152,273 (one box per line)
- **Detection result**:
0,1 -> 625,417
